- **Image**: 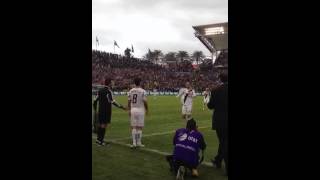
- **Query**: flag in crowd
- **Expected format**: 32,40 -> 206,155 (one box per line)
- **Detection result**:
96,36 -> 99,46
114,40 -> 120,48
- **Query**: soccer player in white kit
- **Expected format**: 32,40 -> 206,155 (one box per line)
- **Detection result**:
128,78 -> 149,148
202,88 -> 211,110
176,82 -> 196,121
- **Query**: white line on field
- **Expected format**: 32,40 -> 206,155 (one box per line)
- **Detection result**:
92,134 -> 213,167
110,126 -> 211,141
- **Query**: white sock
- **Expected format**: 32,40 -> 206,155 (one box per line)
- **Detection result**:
136,134 -> 139,144
137,130 -> 142,145
131,129 -> 137,145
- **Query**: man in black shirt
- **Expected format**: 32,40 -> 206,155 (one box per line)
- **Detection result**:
93,78 -> 126,146
207,72 -> 228,175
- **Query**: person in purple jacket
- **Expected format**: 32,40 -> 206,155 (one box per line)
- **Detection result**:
166,118 -> 206,180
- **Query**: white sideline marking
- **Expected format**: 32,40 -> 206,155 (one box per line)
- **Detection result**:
92,134 -> 213,167
111,126 -> 211,141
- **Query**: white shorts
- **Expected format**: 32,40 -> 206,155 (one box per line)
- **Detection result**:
130,109 -> 145,127
182,105 -> 192,115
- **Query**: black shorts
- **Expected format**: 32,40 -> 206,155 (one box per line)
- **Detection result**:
98,111 -> 111,124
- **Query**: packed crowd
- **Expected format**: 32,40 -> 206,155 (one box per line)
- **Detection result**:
92,50 -> 227,92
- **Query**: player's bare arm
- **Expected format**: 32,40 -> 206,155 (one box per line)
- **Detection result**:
128,99 -> 131,117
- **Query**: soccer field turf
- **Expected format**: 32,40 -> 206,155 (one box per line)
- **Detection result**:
92,95 -> 228,180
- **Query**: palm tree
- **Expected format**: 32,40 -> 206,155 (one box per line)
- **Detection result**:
192,51 -> 205,65
145,49 -> 154,61
176,51 -> 189,62
164,52 -> 176,62
153,50 -> 163,64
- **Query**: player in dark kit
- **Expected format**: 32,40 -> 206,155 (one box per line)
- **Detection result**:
166,118 -> 206,180
93,78 -> 126,146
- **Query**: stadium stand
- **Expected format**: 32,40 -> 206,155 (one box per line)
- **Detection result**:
92,50 -> 227,92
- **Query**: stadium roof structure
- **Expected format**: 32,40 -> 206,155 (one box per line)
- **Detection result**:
193,22 -> 228,53
213,64 -> 228,69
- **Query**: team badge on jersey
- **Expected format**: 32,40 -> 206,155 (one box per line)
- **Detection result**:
178,133 -> 188,141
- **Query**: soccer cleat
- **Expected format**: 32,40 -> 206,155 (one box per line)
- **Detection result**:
211,159 -> 222,169
166,156 -> 174,172
96,140 -> 110,147
191,169 -> 199,177
95,140 -> 101,145
137,144 -> 145,148
176,166 -> 185,180
98,142 -> 106,146
130,144 -> 137,149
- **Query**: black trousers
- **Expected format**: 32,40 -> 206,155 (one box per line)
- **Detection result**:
215,127 -> 228,172
166,155 -> 196,173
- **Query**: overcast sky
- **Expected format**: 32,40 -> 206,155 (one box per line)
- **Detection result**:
92,0 -> 228,58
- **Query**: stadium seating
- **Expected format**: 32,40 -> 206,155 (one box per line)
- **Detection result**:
92,50 -> 228,92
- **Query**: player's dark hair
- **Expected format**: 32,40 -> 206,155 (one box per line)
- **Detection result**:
105,78 -> 112,86
186,118 -> 197,131
134,78 -> 141,86
219,72 -> 228,83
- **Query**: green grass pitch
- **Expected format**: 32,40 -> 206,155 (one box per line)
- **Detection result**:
92,95 -> 228,180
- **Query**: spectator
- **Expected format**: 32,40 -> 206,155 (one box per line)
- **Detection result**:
207,72 -> 228,176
